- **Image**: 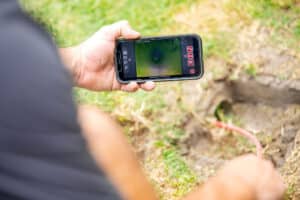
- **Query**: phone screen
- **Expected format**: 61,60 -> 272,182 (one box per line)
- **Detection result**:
135,38 -> 182,77
116,35 -> 203,82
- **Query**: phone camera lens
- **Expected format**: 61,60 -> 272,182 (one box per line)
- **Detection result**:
151,48 -> 164,65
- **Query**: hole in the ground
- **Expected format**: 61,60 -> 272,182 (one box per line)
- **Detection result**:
214,100 -> 233,121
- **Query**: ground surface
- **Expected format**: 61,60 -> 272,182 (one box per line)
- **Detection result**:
22,0 -> 300,199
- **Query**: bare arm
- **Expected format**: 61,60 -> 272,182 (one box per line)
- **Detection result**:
78,105 -> 158,200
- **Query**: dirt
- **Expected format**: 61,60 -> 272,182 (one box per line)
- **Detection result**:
174,4 -> 300,198
177,76 -> 300,197
233,21 -> 300,80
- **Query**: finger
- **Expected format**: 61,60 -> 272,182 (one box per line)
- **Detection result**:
102,20 -> 140,40
257,160 -> 285,200
115,20 -> 140,39
140,81 -> 155,91
121,82 -> 139,92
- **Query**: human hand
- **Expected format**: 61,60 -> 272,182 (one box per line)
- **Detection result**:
61,20 -> 155,92
217,155 -> 285,200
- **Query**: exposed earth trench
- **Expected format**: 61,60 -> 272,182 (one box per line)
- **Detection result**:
179,21 -> 300,199
181,74 -> 300,198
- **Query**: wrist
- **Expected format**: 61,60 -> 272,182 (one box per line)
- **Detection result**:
59,46 -> 82,84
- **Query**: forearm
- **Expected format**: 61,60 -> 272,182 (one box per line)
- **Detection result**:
59,47 -> 81,82
78,106 -> 158,200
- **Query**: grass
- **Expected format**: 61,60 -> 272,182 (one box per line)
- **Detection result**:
21,0 -> 300,199
284,185 -> 297,200
226,0 -> 300,51
162,148 -> 197,197
244,63 -> 258,77
21,0 -> 194,46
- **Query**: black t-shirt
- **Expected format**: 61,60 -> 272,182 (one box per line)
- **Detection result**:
0,1 -> 121,199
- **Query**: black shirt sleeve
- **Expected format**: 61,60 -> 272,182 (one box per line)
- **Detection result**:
0,1 -> 122,200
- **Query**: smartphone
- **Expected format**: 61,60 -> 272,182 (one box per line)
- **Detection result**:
115,34 -> 204,83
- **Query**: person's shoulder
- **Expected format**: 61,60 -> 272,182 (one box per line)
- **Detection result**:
0,0 -> 19,17
0,0 -> 76,136
0,0 -> 66,78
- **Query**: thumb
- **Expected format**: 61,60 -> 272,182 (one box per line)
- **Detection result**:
100,20 -> 140,40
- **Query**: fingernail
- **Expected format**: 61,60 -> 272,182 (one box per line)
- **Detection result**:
131,30 -> 140,36
148,81 -> 155,87
129,81 -> 138,88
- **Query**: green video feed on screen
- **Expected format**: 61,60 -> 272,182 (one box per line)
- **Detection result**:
135,38 -> 182,77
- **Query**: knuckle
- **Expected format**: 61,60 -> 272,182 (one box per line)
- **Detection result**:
119,20 -> 130,29
100,25 -> 110,33
263,159 -> 274,169
120,20 -> 129,25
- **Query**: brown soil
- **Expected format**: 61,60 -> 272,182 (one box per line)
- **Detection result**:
172,2 -> 300,198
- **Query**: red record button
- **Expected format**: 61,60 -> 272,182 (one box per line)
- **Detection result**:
186,45 -> 195,67
189,68 -> 196,74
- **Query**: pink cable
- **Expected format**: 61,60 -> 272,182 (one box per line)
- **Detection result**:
214,121 -> 263,158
